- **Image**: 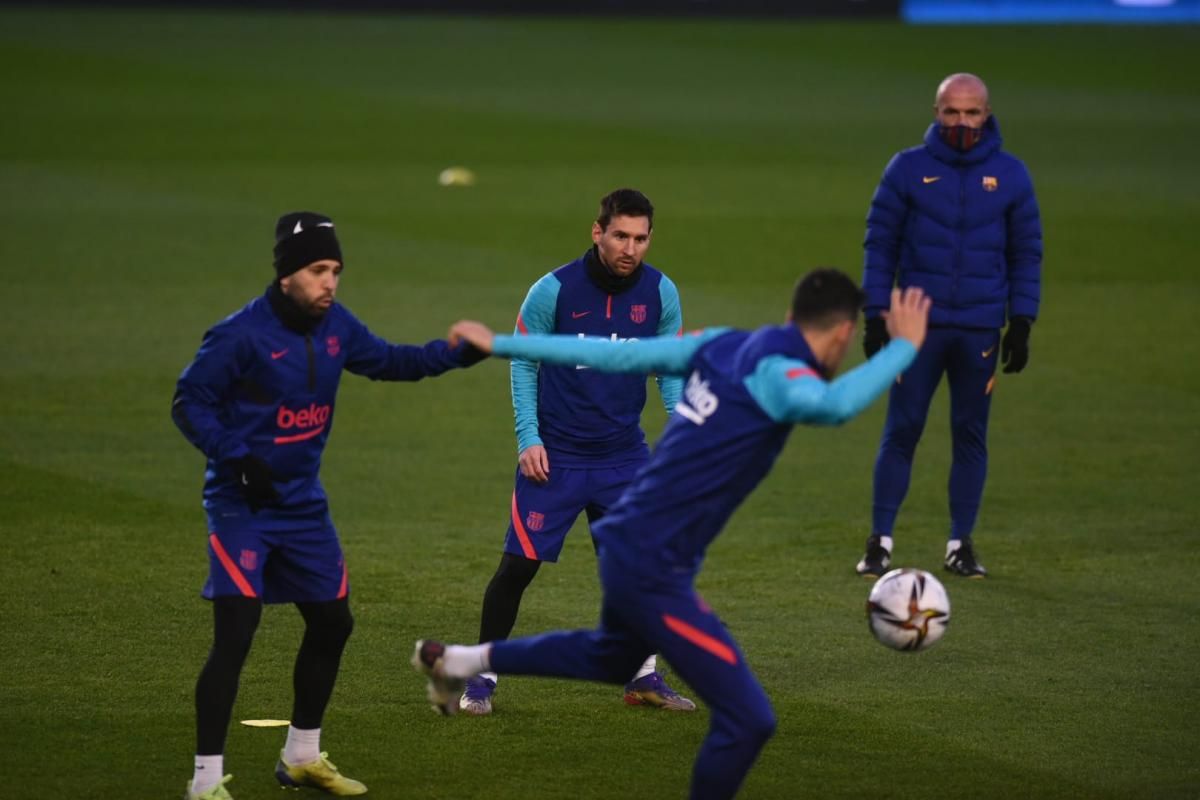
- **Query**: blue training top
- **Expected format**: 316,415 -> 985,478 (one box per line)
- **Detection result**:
511,248 -> 683,466
493,325 -> 916,583
173,285 -> 478,529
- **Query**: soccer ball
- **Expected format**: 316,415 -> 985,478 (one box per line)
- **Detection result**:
866,568 -> 950,652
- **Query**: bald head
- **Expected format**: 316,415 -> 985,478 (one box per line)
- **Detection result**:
934,73 -> 991,131
937,73 -> 989,106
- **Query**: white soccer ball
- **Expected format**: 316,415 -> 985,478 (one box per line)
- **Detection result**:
866,568 -> 950,652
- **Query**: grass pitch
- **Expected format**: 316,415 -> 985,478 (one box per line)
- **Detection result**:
1,9 -> 1198,799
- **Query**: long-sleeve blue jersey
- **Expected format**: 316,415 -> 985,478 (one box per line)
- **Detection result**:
493,325 -> 916,581
863,116 -> 1042,329
173,286 -> 477,528
511,249 -> 684,465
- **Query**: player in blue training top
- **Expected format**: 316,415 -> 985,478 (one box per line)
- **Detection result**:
459,188 -> 693,715
171,212 -> 483,800
856,73 -> 1042,579
414,271 -> 932,800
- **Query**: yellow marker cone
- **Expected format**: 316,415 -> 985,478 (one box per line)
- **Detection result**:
438,166 -> 476,187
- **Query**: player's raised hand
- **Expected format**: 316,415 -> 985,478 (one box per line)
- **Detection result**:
883,287 -> 931,349
448,321 -> 496,355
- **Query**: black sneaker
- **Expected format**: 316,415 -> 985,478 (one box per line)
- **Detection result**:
944,539 -> 988,578
855,535 -> 891,578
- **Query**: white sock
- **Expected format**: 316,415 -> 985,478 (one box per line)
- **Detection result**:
880,536 -> 894,554
442,644 -> 491,679
480,671 -> 499,684
283,725 -> 321,766
946,539 -> 963,557
191,755 -> 223,794
635,654 -> 657,680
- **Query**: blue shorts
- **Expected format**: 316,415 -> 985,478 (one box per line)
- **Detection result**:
504,461 -> 643,563
203,518 -> 348,604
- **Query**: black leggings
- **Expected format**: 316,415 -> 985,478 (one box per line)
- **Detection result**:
194,596 -> 353,754
477,552 -> 541,645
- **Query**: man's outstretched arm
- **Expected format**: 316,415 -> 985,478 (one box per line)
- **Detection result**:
448,321 -> 726,377
744,286 -> 930,426
746,340 -> 917,426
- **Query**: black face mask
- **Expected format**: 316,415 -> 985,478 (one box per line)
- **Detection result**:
939,123 -> 984,152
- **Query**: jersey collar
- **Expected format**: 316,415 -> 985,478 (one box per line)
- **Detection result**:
266,283 -> 325,334
584,247 -> 645,295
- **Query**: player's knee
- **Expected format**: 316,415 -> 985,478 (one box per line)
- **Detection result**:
882,430 -> 922,457
494,553 -> 540,591
210,632 -> 255,671
726,702 -> 777,745
749,707 -> 778,743
323,606 -> 354,647
299,599 -> 354,649
951,422 -> 988,452
212,597 -> 262,661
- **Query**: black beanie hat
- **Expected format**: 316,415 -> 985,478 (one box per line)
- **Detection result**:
273,211 -> 343,278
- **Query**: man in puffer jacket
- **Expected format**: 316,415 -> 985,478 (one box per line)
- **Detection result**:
856,73 -> 1043,579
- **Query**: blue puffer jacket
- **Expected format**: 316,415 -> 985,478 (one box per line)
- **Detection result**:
862,116 -> 1042,329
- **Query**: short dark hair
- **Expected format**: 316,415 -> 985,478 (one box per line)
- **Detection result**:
596,188 -> 654,231
791,268 -> 865,329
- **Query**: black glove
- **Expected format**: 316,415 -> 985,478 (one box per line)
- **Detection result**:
230,454 -> 280,512
1001,316 -> 1032,374
454,341 -> 489,367
863,317 -> 890,358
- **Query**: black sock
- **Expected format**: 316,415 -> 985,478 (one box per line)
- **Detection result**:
195,596 -> 262,755
478,553 -> 540,644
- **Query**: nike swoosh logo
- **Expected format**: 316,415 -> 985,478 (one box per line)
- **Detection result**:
922,176 -> 941,184
571,311 -> 591,319
982,346 -> 996,358
271,349 -> 289,359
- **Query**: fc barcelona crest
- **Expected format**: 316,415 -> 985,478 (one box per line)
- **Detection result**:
630,304 -> 647,324
982,176 -> 998,192
526,511 -> 545,531
239,549 -> 258,571
326,336 -> 340,356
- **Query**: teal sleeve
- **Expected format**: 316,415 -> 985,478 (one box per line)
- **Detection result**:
494,328 -> 728,377
511,273 -> 560,454
654,275 -> 685,412
743,339 -> 918,425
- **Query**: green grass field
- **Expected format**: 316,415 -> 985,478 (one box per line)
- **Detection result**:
1,8 -> 1198,798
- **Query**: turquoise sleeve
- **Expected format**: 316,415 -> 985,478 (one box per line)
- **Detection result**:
511,273 -> 560,453
655,275 -> 685,411
743,339 -> 918,425
657,275 -> 683,338
494,328 -> 728,377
